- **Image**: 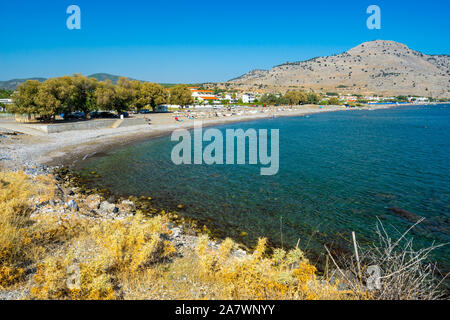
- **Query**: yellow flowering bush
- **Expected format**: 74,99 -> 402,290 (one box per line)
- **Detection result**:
0,171 -> 55,287
31,214 -> 176,300
195,236 -> 357,300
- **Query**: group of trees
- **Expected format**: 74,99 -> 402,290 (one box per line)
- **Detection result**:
0,89 -> 13,111
259,91 -> 321,106
0,89 -> 13,99
322,97 -> 341,105
8,75 -> 194,121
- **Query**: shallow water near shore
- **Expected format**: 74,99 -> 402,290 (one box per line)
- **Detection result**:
76,105 -> 450,269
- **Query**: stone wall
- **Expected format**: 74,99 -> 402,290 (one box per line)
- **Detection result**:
23,118 -> 147,134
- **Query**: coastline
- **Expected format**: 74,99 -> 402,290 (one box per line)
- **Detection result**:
0,102 -> 447,299
0,103 -> 416,170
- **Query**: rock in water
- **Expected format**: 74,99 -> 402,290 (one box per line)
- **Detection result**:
389,207 -> 422,223
67,200 -> 79,211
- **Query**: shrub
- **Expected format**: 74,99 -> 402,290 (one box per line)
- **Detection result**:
0,171 -> 55,287
31,214 -> 176,299
195,236 -> 355,300
326,219 -> 447,300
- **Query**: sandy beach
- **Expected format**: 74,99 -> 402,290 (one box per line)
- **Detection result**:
0,103 -> 415,170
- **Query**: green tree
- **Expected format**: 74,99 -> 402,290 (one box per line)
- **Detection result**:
129,80 -> 145,111
306,93 -> 320,105
94,81 -> 119,112
34,78 -> 66,121
395,96 -> 408,102
169,84 -> 193,108
70,74 -> 98,113
53,75 -> 97,114
283,91 -> 307,105
9,80 -> 41,119
260,93 -> 279,105
283,91 -> 298,105
0,89 -> 13,99
0,89 -> 12,112
140,82 -> 168,111
328,97 -> 340,105
115,77 -> 134,112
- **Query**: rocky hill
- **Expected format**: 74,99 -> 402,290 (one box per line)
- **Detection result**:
228,40 -> 450,98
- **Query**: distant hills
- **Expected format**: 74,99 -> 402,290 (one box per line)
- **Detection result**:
0,78 -> 47,91
0,73 -> 137,90
88,73 -> 135,83
226,40 -> 450,98
0,73 -> 188,90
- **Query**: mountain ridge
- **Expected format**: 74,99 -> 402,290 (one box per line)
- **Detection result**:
227,40 -> 450,98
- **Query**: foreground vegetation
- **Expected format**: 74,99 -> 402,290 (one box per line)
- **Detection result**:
0,170 -> 446,300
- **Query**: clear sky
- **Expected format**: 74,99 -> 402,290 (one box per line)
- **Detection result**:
1,0 -> 449,83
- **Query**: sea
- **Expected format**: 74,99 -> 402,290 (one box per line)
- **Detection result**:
76,104 -> 450,270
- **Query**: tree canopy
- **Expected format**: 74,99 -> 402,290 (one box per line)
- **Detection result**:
9,80 -> 41,118
283,91 -> 307,105
139,82 -> 168,111
328,97 -> 341,105
0,89 -> 13,99
259,90 -> 320,106
169,84 -> 194,107
7,75 -> 186,120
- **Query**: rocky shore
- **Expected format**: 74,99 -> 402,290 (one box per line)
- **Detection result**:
0,163 -> 249,300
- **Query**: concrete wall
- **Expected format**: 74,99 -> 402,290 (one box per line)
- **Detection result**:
23,118 -> 147,134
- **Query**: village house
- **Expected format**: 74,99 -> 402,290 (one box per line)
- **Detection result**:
189,87 -> 219,104
242,93 -> 256,104
0,99 -> 12,112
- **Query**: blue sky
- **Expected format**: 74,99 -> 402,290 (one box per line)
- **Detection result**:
0,0 -> 449,83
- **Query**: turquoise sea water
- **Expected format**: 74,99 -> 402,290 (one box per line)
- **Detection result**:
77,105 -> 450,269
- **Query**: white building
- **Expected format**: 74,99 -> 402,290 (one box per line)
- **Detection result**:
0,99 -> 12,112
413,97 -> 429,103
223,93 -> 237,104
0,99 -> 12,105
242,94 -> 255,104
189,87 -> 219,104
364,96 -> 381,102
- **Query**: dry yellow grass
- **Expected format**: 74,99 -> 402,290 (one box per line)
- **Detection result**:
0,171 -> 55,287
1,170 -> 361,300
30,214 -> 177,300
119,235 -> 360,300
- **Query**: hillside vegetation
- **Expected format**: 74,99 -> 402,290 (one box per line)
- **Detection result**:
228,40 -> 450,98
